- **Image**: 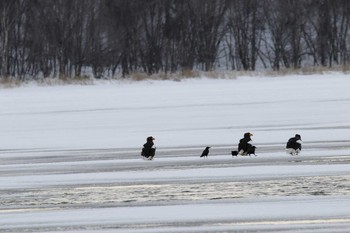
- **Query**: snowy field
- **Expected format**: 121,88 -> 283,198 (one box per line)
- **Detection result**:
0,73 -> 350,232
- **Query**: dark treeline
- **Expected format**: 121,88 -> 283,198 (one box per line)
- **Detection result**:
1,0 -> 350,80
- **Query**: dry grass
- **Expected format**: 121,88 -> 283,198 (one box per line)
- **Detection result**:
36,76 -> 94,86
264,65 -> 350,76
128,72 -> 149,81
1,66 -> 349,88
0,75 -> 94,88
340,63 -> 350,73
128,67 -> 347,81
0,77 -> 21,88
128,70 -> 202,81
128,70 -> 238,81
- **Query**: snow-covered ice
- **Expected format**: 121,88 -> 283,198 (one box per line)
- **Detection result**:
0,73 -> 349,232
1,74 -> 349,150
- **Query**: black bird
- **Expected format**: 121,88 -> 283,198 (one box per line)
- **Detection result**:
247,146 -> 257,156
232,132 -> 257,157
200,147 -> 210,158
232,146 -> 257,157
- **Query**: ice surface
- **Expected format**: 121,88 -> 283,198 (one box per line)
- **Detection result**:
0,73 -> 349,232
1,74 -> 349,150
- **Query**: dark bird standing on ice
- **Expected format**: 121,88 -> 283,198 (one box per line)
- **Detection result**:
200,147 -> 210,158
286,134 -> 302,155
232,132 -> 257,156
141,136 -> 156,160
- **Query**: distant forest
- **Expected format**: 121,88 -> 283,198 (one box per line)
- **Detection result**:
1,0 -> 350,80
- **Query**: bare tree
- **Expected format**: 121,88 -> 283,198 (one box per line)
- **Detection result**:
138,0 -> 165,74
2,0 -> 350,80
337,0 -> 350,65
227,0 -> 263,71
195,0 -> 228,71
0,0 -> 16,77
163,0 -> 198,72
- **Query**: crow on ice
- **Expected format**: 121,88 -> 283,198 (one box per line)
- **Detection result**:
200,147 -> 210,158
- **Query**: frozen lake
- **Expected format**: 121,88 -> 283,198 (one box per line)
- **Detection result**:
0,74 -> 350,232
1,145 -> 350,232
